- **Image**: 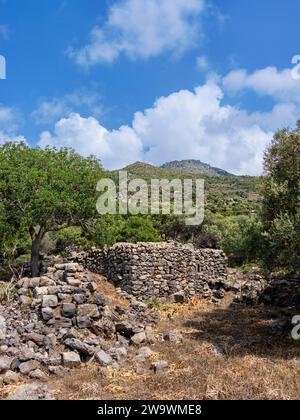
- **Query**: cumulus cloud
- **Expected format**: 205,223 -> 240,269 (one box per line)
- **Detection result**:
0,105 -> 25,145
38,82 -> 277,175
223,66 -> 300,103
39,113 -> 143,169
69,0 -> 205,66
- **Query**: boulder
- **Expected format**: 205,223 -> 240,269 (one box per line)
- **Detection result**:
62,352 -> 81,368
19,360 -> 40,375
64,338 -> 95,356
131,332 -> 147,345
95,350 -> 113,367
3,370 -> 20,385
7,384 -> 55,400
29,369 -> 46,380
0,356 -> 12,374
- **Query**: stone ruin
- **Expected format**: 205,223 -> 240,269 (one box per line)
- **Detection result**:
76,242 -> 228,302
0,262 -> 162,385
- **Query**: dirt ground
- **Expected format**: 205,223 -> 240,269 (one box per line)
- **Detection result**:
1,290 -> 300,401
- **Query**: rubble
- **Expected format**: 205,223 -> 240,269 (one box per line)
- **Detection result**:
0,262 -> 160,382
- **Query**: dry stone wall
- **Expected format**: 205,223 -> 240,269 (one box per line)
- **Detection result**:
76,242 -> 228,302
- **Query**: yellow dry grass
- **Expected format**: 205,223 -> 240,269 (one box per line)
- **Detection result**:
1,292 -> 300,400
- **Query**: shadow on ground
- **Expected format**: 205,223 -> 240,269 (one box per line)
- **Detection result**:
184,300 -> 300,359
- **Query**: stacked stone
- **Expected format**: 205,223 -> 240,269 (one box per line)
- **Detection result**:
76,242 -> 228,302
73,249 -> 107,275
0,263 -> 160,383
261,277 -> 300,309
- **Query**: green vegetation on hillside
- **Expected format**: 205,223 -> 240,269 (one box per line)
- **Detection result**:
0,122 -> 299,276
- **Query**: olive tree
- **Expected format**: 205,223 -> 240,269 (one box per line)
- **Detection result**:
0,142 -> 104,276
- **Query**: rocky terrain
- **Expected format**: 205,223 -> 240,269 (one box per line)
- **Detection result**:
0,262 -> 164,396
161,160 -> 234,176
0,260 -> 299,400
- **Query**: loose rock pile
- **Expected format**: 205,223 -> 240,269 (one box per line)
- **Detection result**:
0,262 -> 161,385
75,242 -> 228,302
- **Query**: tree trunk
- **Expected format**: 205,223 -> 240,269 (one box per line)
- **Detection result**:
31,236 -> 42,277
29,226 -> 45,278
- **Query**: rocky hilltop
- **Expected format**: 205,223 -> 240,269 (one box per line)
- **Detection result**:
161,160 -> 234,176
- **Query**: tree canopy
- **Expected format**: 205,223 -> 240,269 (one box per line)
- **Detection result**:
0,142 -> 104,276
261,122 -> 300,274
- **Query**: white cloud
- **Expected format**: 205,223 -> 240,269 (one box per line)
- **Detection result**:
223,66 -> 300,103
196,55 -> 209,71
0,132 -> 27,145
69,0 -> 205,66
39,113 -> 143,169
32,89 -> 103,124
39,82 -> 277,175
0,105 -> 27,146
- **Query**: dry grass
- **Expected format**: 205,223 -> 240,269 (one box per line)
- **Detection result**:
1,290 -> 300,400
47,295 -> 300,400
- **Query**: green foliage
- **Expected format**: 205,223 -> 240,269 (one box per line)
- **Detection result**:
261,122 -> 300,274
0,142 -> 104,274
203,214 -> 263,266
85,215 -> 125,249
117,216 -> 161,243
51,227 -> 91,254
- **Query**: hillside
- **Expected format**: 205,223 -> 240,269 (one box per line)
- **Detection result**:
161,159 -> 234,177
119,161 -> 261,216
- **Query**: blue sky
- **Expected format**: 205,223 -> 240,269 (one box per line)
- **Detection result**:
0,0 -> 299,174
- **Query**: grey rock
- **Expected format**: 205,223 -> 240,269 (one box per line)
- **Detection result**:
108,347 -> 127,361
34,287 -> 49,298
19,360 -> 40,375
25,333 -> 45,346
41,307 -> 54,321
7,384 -> 55,400
61,303 -> 76,318
18,348 -> 36,361
64,338 -> 95,356
131,332 -> 147,345
43,333 -> 57,351
19,295 -> 32,306
29,369 -> 46,380
76,316 -> 92,329
136,346 -> 153,360
0,315 -> 6,340
47,353 -> 62,366
42,295 -> 58,308
0,356 -> 12,374
48,365 -> 66,376
3,370 -> 20,385
95,350 -> 113,367
151,360 -> 169,373
73,293 -> 87,304
62,352 -> 81,368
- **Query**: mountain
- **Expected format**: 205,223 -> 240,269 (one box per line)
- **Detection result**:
161,160 -> 234,176
118,161 -> 261,215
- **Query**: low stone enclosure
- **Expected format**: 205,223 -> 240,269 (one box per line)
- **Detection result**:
75,242 -> 228,302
